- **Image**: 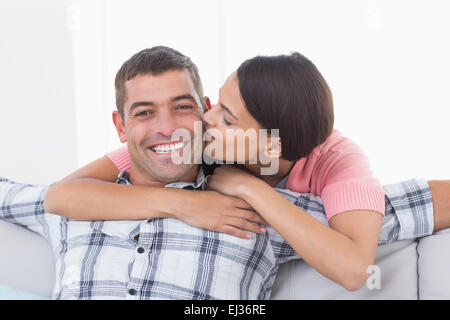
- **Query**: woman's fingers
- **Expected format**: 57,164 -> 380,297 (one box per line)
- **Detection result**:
218,225 -> 253,239
233,208 -> 270,227
226,217 -> 267,235
197,191 -> 270,238
232,198 -> 253,210
231,198 -> 270,225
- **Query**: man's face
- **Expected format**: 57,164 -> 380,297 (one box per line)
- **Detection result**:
113,69 -> 203,184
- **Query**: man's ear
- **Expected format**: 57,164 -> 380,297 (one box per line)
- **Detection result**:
264,137 -> 282,158
112,111 -> 127,143
204,96 -> 212,111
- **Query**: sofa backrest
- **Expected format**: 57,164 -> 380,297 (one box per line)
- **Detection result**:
271,239 -> 419,299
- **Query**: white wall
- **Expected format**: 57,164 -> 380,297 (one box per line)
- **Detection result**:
0,0 -> 77,185
215,0 -> 450,184
1,0 -> 449,185
71,0 -> 224,167
75,0 -> 450,185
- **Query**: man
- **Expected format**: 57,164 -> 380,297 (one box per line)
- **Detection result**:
0,46 -> 440,299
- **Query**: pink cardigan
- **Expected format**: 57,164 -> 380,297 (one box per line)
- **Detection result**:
106,129 -> 385,221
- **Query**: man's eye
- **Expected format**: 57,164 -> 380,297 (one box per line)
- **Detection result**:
177,105 -> 193,110
136,111 -> 152,117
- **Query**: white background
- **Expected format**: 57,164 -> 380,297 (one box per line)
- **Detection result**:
1,0 -> 449,185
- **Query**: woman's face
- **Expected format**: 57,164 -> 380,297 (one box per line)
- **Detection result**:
202,72 -> 269,163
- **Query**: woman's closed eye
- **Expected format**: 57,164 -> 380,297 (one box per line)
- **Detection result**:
223,116 -> 232,126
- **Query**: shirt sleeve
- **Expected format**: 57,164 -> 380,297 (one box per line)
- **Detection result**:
0,177 -> 59,240
106,145 -> 131,172
318,142 -> 386,221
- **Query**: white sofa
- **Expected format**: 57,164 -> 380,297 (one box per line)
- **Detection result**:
1,218 -> 450,300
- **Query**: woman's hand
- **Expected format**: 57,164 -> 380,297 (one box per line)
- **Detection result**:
206,165 -> 260,198
175,189 -> 268,239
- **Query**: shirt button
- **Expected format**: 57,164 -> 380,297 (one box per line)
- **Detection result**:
128,289 -> 137,296
137,247 -> 145,254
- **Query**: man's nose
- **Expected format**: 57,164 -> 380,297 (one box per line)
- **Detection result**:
155,110 -> 179,137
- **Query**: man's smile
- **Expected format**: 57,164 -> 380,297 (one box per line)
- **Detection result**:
148,140 -> 187,154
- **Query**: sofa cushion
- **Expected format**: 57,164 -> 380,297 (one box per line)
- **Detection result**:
0,220 -> 55,298
0,284 -> 49,300
417,228 -> 450,299
271,239 -> 419,299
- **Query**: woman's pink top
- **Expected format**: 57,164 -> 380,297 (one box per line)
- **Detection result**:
106,129 -> 385,221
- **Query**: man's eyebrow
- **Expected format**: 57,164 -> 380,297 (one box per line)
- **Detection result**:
128,94 -> 197,114
129,101 -> 155,114
172,94 -> 197,104
220,103 -> 238,120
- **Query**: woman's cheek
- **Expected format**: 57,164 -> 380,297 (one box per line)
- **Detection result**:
245,136 -> 259,163
231,137 -> 247,163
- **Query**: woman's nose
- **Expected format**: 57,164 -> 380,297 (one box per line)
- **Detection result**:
202,104 -> 218,126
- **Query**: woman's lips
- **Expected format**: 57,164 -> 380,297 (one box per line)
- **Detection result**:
204,131 -> 215,141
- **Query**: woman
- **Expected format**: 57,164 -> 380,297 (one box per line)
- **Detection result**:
45,52 -> 450,291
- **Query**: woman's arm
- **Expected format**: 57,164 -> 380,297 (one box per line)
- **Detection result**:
243,182 -> 382,291
44,156 -> 268,239
207,166 -> 383,291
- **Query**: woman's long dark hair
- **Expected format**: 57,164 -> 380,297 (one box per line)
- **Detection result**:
237,52 -> 334,161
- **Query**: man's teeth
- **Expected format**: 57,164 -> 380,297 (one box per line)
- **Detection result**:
151,142 -> 184,153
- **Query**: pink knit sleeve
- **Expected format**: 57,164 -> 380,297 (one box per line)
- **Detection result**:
318,140 -> 386,221
106,145 -> 131,172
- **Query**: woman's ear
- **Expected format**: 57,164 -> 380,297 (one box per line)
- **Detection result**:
264,137 -> 282,158
112,111 -> 127,143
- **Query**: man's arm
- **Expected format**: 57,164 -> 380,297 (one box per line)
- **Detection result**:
0,177 -> 56,239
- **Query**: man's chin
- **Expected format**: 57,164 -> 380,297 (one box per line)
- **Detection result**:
147,162 -> 197,182
132,150 -> 197,182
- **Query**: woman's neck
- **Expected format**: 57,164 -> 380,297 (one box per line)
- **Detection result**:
241,158 -> 295,187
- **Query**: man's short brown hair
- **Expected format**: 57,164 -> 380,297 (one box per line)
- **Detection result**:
115,46 -> 205,118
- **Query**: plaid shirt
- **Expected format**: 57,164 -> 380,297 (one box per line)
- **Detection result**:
0,173 -> 433,300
